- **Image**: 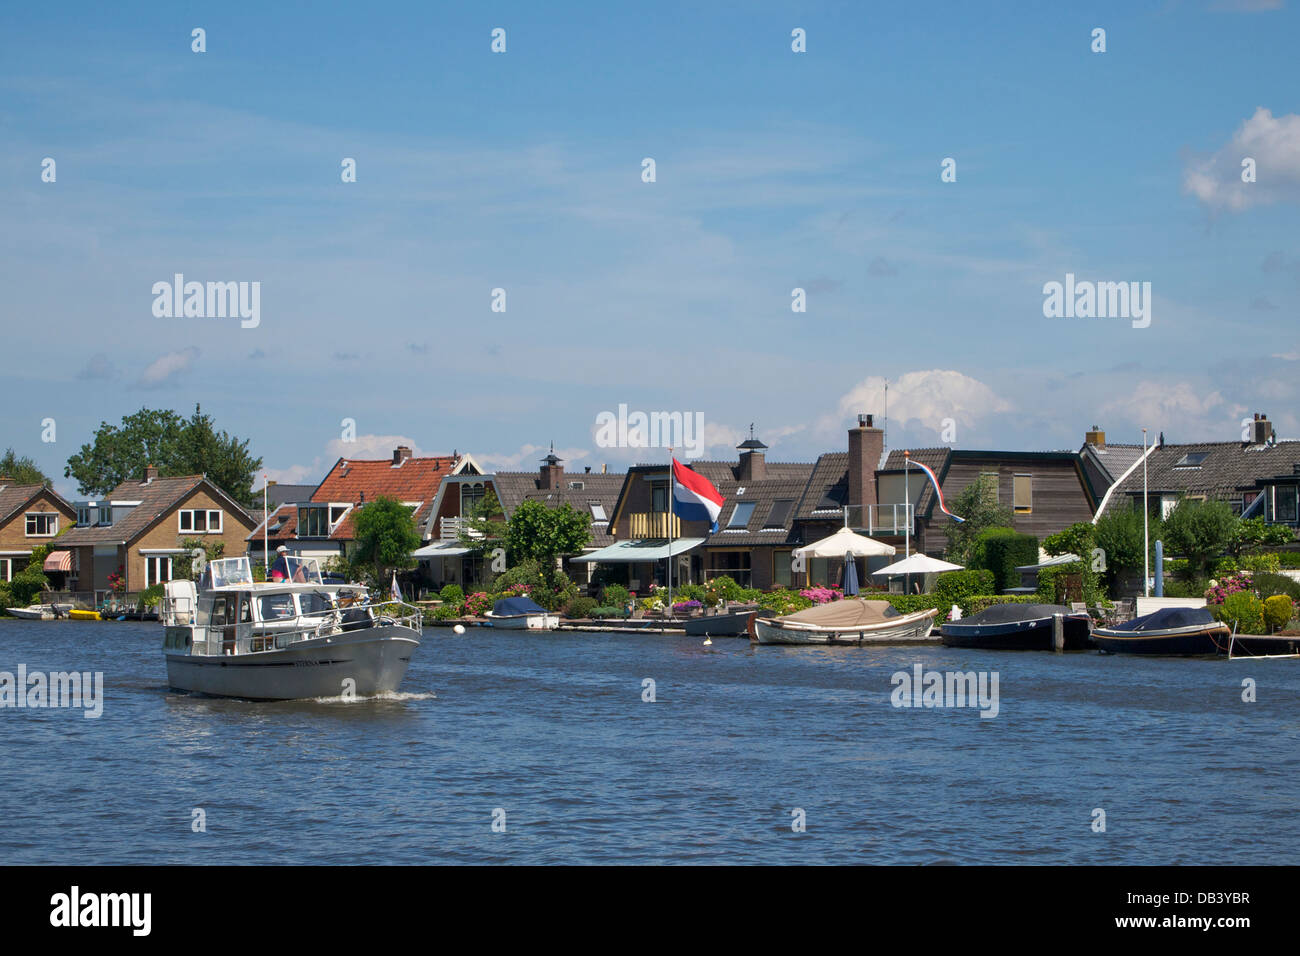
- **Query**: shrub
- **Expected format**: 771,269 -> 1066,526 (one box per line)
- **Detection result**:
673,583 -> 706,603
0,582 -> 11,614
799,587 -> 839,605
963,595 -> 1043,615
601,583 -> 630,608
428,603 -> 462,622
1263,594 -> 1294,632
932,569 -> 996,607
1211,592 -> 1265,634
1204,572 -> 1253,605
1254,572 -> 1300,602
1241,553 -> 1281,574
757,589 -> 813,615
139,583 -> 166,608
7,566 -> 49,607
439,584 -> 464,604
462,591 -> 492,616
590,605 -> 622,619
737,587 -> 762,603
704,576 -> 743,606
1163,577 -> 1210,598
1278,552 -> 1300,569
564,596 -> 599,619
673,600 -> 703,613
970,528 -> 1039,592
1036,562 -> 1085,603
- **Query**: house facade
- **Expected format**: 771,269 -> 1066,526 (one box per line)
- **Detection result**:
0,480 -> 77,584
57,467 -> 256,597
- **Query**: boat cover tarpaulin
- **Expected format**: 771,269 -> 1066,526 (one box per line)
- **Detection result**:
492,597 -> 548,616
962,603 -> 1074,625
776,598 -> 901,626
1106,606 -> 1217,632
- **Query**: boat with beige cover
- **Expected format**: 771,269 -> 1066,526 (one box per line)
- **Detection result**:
750,598 -> 939,645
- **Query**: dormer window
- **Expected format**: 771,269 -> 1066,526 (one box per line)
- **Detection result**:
1173,452 -> 1209,468
298,505 -> 330,538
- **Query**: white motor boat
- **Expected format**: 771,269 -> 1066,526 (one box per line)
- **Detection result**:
5,603 -> 74,621
485,596 -> 559,630
161,556 -> 421,700
751,598 -> 939,645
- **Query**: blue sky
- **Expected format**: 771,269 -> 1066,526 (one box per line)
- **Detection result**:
2,0 -> 1298,498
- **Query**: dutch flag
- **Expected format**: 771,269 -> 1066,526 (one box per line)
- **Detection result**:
672,458 -> 725,532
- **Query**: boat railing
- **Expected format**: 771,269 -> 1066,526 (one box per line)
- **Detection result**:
185,598 -> 423,656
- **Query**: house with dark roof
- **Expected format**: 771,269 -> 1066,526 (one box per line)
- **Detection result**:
247,446 -> 478,568
0,479 -> 77,585
415,446 -> 624,591
1095,413 -> 1300,535
58,466 -> 256,597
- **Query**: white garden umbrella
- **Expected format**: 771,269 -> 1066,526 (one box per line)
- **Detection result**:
871,554 -> 964,577
794,526 -> 896,559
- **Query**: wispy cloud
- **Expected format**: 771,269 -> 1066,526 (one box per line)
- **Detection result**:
136,347 -> 198,388
1184,107 -> 1300,212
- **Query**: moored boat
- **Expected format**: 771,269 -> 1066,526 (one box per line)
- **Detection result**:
684,606 -> 758,638
940,603 -> 1092,650
485,596 -> 559,630
1091,606 -> 1278,656
6,604 -> 67,620
751,598 -> 939,645
162,556 -> 421,700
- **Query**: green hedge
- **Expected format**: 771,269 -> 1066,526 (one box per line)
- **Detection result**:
970,528 -> 1039,593
864,593 -> 1040,616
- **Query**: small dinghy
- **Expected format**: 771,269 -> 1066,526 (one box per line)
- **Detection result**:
750,598 -> 938,645
485,596 -> 559,630
684,606 -> 758,638
1091,606 -> 1232,656
940,603 -> 1092,650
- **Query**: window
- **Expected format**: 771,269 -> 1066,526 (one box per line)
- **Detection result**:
460,484 -> 485,514
298,505 -> 330,537
329,505 -> 349,524
259,594 -> 297,620
568,480 -> 585,490
145,555 -> 173,587
651,483 -> 669,513
764,499 -> 794,529
25,513 -> 57,536
0,558 -> 12,582
298,592 -> 334,616
179,509 -> 223,533
727,501 -> 756,528
1272,486 -> 1298,525
774,550 -> 793,588
1174,452 -> 1210,468
77,505 -> 91,527
98,506 -> 112,526
589,503 -> 607,522
1013,474 -> 1032,514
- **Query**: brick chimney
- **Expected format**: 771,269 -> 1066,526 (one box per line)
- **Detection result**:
539,443 -> 563,490
392,445 -> 413,466
143,464 -> 158,483
847,413 -> 883,509
736,425 -> 768,481
1085,425 -> 1106,448
1252,413 -> 1274,445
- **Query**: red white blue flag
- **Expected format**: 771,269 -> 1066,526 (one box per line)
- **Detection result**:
907,456 -> 965,523
672,459 -> 725,532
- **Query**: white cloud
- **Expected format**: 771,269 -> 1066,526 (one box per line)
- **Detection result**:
325,434 -> 424,462
262,461 -> 323,486
830,370 -> 1013,441
1184,107 -> 1300,212
1101,381 -> 1246,433
136,347 -> 198,387
477,443 -> 590,471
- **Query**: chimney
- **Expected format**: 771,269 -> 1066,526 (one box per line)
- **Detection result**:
0,475 -> 12,485
1253,413 -> 1274,445
736,424 -> 769,481
143,464 -> 158,483
1085,425 -> 1106,448
584,466 -> 591,474
539,443 -> 563,490
847,413 -> 883,510
393,445 -> 413,466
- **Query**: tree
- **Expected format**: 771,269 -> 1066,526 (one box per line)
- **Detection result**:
1226,516 -> 1294,560
944,475 -> 1014,565
349,495 -> 421,586
1162,498 -> 1238,580
1091,507 -> 1155,592
64,404 -> 262,506
457,487 -> 508,556
505,500 -> 591,581
0,448 -> 51,485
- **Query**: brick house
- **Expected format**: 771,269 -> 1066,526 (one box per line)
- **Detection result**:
0,480 -> 77,584
57,466 -> 256,597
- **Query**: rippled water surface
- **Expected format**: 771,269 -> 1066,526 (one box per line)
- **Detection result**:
1,619 -> 1296,864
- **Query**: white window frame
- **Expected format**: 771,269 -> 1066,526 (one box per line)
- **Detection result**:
178,509 -> 223,534
145,555 -> 173,587
25,512 -> 58,537
0,558 -> 11,581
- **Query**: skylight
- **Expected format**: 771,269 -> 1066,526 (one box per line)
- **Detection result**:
1173,452 -> 1209,468
728,501 -> 756,528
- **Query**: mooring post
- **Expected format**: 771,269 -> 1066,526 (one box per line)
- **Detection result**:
1053,613 -> 1065,652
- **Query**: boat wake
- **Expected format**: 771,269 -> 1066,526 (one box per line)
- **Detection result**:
307,690 -> 438,704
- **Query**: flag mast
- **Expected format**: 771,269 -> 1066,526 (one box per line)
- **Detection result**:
667,447 -> 674,621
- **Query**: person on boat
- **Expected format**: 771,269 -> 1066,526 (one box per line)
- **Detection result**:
269,546 -> 291,582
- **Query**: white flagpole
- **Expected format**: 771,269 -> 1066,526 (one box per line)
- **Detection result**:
1142,428 -> 1150,598
904,452 -> 911,595
263,474 -> 269,577
667,448 -> 674,621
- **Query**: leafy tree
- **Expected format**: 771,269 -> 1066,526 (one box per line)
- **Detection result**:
349,495 -> 421,586
1041,521 -> 1108,604
64,404 -> 262,507
0,448 -> 51,485
457,487 -> 508,556
1162,498 -> 1238,580
173,537 -> 226,581
1091,507 -> 1155,587
944,475 -> 1014,565
1226,516 -> 1294,560
505,500 -> 592,571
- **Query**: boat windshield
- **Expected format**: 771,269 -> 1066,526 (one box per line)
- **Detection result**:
206,557 -> 254,588
298,591 -> 335,616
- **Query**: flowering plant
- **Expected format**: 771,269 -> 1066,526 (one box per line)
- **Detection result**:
501,583 -> 533,598
1205,572 -> 1253,605
107,567 -> 126,593
672,600 -> 702,612
799,587 -> 839,605
463,591 -> 492,616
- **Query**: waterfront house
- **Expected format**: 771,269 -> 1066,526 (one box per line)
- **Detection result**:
58,466 -> 256,598
416,447 -> 624,591
0,479 -> 77,585
249,446 -> 479,570
1094,413 -> 1300,535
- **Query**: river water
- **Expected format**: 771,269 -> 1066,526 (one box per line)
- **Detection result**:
1,619 -> 1296,864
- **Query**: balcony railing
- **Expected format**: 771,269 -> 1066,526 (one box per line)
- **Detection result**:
840,503 -> 913,536
441,516 -> 484,540
630,512 -> 681,538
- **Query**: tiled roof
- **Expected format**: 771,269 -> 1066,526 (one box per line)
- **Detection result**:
312,456 -> 459,539
1080,443 -> 1145,483
690,462 -> 815,546
59,475 -> 250,546
1100,439 -> 1300,515
491,471 -> 626,547
0,483 -> 71,525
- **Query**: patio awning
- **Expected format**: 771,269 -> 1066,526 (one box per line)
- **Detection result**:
570,538 -> 706,563
43,550 -> 72,572
412,541 -> 472,558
